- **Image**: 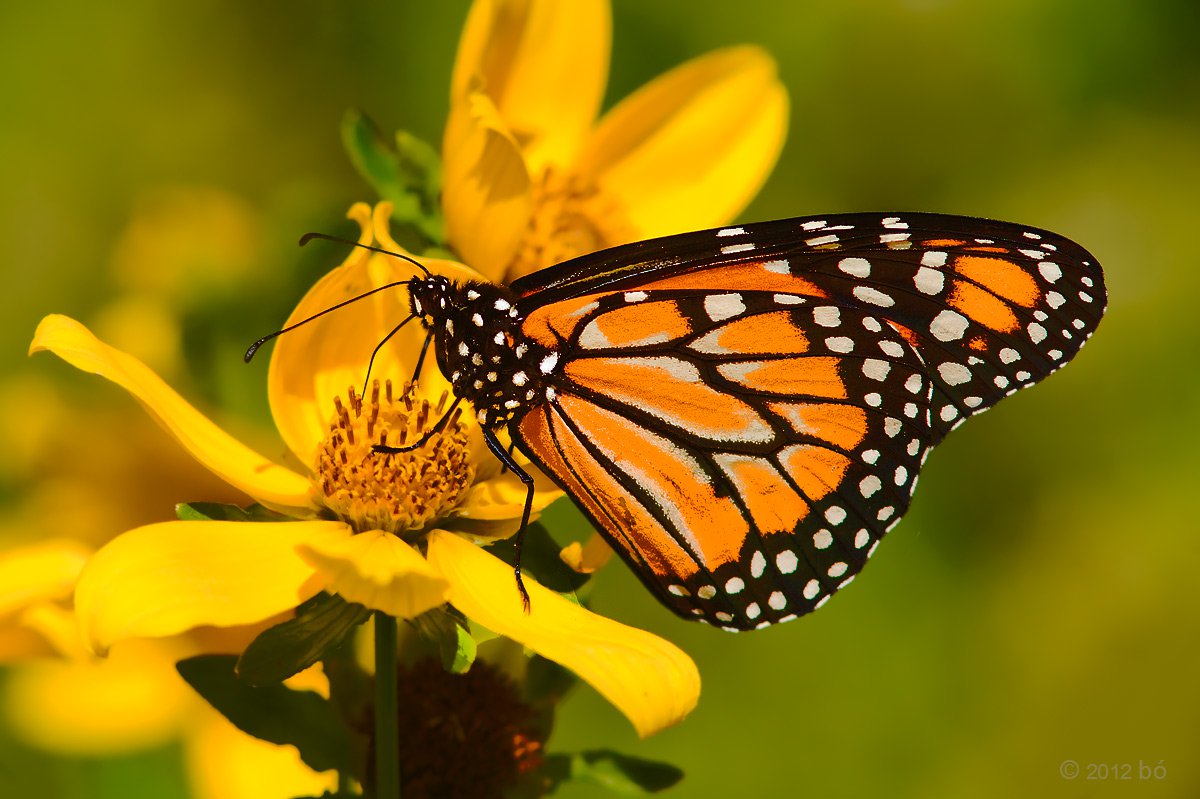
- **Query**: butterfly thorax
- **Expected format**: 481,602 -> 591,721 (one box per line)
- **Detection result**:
408,276 -> 551,428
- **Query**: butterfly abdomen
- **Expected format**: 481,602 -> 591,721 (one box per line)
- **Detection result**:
409,276 -> 554,427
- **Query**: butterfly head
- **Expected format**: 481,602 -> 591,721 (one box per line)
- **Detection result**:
408,276 -> 552,429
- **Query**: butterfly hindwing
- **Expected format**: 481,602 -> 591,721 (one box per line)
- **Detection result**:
505,213 -> 1104,630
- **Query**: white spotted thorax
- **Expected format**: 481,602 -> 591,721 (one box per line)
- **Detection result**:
407,276 -> 551,428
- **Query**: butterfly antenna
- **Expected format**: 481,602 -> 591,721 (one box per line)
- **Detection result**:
361,316 -> 417,395
298,232 -> 431,277
244,282 -> 413,362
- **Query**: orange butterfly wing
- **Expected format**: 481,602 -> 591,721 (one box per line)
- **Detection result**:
509,214 -> 1103,629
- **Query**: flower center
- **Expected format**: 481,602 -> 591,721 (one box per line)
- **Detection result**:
312,381 -> 474,535
508,167 -> 636,279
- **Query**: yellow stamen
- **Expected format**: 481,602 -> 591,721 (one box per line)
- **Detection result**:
313,382 -> 474,535
509,168 -> 635,277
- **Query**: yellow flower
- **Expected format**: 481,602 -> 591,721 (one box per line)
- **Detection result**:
443,0 -> 789,283
29,202 -> 699,738
0,540 -> 335,799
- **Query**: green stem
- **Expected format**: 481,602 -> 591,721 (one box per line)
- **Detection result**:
374,612 -> 401,799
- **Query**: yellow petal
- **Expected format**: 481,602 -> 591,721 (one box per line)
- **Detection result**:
560,533 -> 614,574
30,315 -> 312,514
296,529 -> 449,619
0,539 -> 91,618
577,46 -> 789,239
19,602 -> 89,659
2,638 -> 195,755
186,708 -> 336,799
454,463 -> 562,523
452,0 -> 610,173
75,520 -> 347,654
443,91 -> 533,283
0,625 -> 55,660
427,530 -> 699,737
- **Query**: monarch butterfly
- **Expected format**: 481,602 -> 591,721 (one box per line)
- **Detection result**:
260,212 -> 1105,632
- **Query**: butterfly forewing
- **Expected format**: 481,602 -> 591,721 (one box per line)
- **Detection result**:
499,213 -> 1104,630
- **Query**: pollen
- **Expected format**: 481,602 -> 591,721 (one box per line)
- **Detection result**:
509,167 -> 635,277
312,381 -> 474,535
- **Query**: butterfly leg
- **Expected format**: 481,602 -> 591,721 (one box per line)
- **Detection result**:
483,427 -> 533,614
373,396 -> 464,455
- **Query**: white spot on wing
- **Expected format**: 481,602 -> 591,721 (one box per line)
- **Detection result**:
705,293 -> 745,321
1039,262 -> 1062,282
838,257 -> 872,277
938,362 -> 972,386
825,336 -> 854,353
814,306 -> 841,327
853,286 -> 895,307
776,551 -> 798,574
930,309 -> 969,341
915,266 -> 945,295
862,359 -> 890,381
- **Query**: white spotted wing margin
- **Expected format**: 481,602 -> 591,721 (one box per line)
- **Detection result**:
506,213 -> 1105,631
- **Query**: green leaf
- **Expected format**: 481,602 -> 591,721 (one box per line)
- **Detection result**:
340,109 -> 444,248
175,502 -> 292,523
341,108 -> 404,202
446,621 -> 477,674
484,523 -> 592,596
177,655 -> 354,775
544,750 -> 685,795
408,608 -> 477,674
236,593 -> 371,686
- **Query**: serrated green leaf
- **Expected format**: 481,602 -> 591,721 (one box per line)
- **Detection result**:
175,502 -> 292,523
177,655 -> 353,775
484,523 -> 592,596
544,750 -> 684,795
236,593 -> 370,686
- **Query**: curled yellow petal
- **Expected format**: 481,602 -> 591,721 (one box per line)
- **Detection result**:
427,530 -> 699,737
577,46 -> 789,239
0,539 -> 91,618
267,203 -> 480,466
297,530 -> 450,619
76,520 -> 346,654
443,91 -> 533,283
30,315 -> 312,514
560,533 -> 614,575
452,0 -> 610,173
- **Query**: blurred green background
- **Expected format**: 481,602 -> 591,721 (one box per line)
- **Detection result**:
4,0 -> 1198,797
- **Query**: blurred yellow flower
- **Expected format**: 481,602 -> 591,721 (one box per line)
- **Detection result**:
443,0 -> 789,283
0,539 -> 335,799
30,202 -> 700,738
